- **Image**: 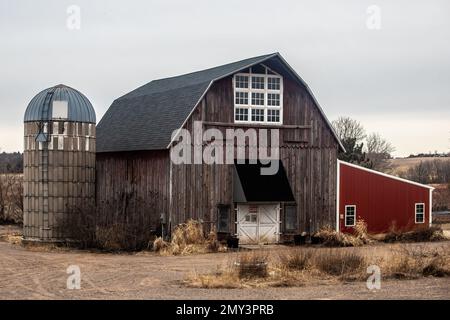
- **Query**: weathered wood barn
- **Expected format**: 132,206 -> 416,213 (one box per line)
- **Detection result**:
96,53 -> 345,244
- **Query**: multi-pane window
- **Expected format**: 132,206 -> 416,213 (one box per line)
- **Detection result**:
267,109 -> 280,122
268,93 -> 280,106
251,92 -> 264,106
233,65 -> 283,123
415,203 -> 425,223
268,77 -> 280,90
251,109 -> 264,122
235,108 -> 248,121
345,205 -> 356,227
251,76 -> 265,89
235,92 -> 248,105
235,75 -> 249,88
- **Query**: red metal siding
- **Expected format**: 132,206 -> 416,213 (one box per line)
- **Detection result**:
339,162 -> 431,234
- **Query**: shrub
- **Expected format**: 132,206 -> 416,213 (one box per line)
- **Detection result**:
314,249 -> 366,278
154,220 -> 224,255
235,252 -> 268,279
384,226 -> 445,243
278,249 -> 313,271
314,226 -> 364,247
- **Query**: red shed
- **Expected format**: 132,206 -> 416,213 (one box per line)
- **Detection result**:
337,160 -> 434,234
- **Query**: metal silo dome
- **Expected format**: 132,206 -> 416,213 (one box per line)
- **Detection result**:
24,84 -> 96,123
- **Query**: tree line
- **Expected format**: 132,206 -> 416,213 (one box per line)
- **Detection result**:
0,152 -> 23,174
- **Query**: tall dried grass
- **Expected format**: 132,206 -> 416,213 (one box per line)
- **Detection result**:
153,220 -> 223,255
185,244 -> 450,289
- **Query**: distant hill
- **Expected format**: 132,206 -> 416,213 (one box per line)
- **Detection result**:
388,157 -> 450,176
0,152 -> 23,173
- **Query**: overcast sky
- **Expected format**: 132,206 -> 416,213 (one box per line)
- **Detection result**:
1,0 -> 449,157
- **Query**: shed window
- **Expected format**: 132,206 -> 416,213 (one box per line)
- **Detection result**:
415,203 -> 425,224
345,205 -> 356,227
233,64 -> 282,124
217,204 -> 231,233
284,205 -> 297,232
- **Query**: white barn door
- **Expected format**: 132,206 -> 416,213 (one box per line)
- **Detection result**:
237,204 -> 280,244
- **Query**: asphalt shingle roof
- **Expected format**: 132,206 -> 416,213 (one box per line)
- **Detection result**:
96,53 -> 344,153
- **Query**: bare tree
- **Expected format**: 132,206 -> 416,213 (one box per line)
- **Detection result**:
332,117 -> 368,165
332,117 -> 366,143
366,133 -> 395,170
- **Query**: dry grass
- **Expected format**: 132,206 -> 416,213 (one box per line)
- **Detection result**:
153,220 -> 225,256
185,244 -> 450,289
383,226 -> 446,243
313,220 -> 372,247
314,249 -> 366,280
382,246 -> 450,279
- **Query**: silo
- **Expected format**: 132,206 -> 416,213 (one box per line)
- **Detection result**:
23,84 -> 96,242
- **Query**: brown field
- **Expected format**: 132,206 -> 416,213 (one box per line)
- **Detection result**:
388,157 -> 450,176
0,225 -> 449,300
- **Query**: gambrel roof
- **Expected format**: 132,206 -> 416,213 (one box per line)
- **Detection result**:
96,53 -> 344,153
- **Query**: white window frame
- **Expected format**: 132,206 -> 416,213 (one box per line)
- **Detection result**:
344,205 -> 356,227
233,64 -> 283,125
415,203 -> 425,224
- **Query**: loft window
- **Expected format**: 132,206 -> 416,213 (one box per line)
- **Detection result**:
268,93 -> 280,106
415,203 -> 425,223
267,109 -> 280,122
251,92 -> 264,106
345,205 -> 356,227
251,108 -> 264,122
233,64 -> 283,124
268,77 -> 281,90
235,75 -> 249,88
235,108 -> 248,121
284,205 -> 297,232
217,204 -> 231,232
251,76 -> 265,89
52,101 -> 68,120
235,91 -> 248,105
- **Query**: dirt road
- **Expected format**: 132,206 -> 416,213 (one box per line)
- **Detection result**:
0,228 -> 449,300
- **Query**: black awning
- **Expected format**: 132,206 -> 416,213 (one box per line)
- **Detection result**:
234,160 -> 295,203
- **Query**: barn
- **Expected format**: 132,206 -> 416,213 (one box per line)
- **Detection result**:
337,160 -> 434,234
95,52 -> 433,245
96,52 -> 344,244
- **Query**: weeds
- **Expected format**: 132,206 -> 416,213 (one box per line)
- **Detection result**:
153,220 -> 225,256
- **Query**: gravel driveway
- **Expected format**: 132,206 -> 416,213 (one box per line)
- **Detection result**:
0,226 -> 449,300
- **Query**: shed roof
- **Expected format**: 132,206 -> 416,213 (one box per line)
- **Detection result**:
96,53 -> 344,153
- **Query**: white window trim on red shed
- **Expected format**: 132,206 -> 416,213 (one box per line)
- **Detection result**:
336,160 -> 434,232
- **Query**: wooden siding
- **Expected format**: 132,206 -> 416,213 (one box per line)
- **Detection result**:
96,150 -> 170,231
170,75 -> 339,236
96,72 -> 339,238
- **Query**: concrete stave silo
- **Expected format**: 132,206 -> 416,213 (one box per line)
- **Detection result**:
23,84 -> 96,242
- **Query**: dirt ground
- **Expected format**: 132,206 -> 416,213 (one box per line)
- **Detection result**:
0,225 -> 449,300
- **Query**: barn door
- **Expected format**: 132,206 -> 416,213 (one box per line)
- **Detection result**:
237,204 -> 280,244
